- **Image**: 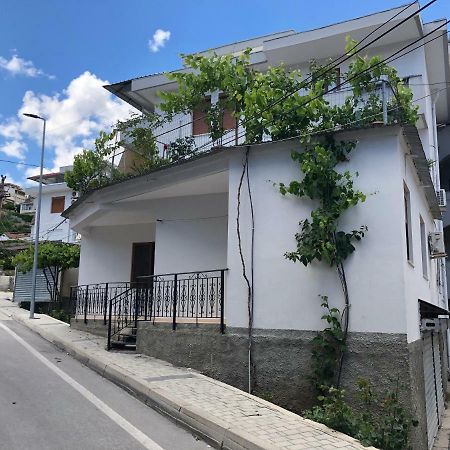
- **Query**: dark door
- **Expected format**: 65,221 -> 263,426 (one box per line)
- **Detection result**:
131,242 -> 155,283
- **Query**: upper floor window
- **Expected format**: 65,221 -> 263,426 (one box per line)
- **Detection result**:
51,196 -> 65,214
420,216 -> 428,279
192,95 -> 236,136
404,183 -> 413,264
192,97 -> 211,136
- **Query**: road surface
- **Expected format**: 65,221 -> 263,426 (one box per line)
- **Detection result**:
0,309 -> 211,450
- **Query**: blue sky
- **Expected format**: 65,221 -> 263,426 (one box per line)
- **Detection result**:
0,0 -> 449,186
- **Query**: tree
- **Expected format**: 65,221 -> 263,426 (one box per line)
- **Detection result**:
65,113 -> 162,194
13,242 -> 80,303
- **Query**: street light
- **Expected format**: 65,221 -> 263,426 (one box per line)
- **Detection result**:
23,113 -> 46,319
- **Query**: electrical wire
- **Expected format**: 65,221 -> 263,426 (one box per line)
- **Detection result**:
0,159 -> 40,168
214,22 -> 450,150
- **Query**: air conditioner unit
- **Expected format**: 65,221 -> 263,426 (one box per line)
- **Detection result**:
436,189 -> 447,210
429,231 -> 446,259
421,318 -> 440,331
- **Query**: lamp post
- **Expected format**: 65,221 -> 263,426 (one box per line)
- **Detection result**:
23,113 -> 46,319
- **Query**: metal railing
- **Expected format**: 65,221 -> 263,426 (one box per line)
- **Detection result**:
146,81 -> 398,160
70,269 -> 226,350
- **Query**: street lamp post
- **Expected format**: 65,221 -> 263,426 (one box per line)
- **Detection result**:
23,113 -> 46,319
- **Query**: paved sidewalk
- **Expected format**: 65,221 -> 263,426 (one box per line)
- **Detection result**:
433,396 -> 450,450
0,298 -> 375,450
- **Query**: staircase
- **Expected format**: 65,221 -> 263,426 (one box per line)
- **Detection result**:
109,325 -> 137,351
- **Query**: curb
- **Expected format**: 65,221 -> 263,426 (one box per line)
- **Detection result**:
7,308 -> 375,450
8,310 -> 274,450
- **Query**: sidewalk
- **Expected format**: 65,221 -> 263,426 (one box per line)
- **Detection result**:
0,297 -> 374,450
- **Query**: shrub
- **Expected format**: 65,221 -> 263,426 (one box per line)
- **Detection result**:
303,380 -> 417,450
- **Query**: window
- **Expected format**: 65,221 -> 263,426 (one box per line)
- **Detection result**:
420,216 -> 428,279
51,196 -> 65,214
219,94 -> 237,131
192,95 -> 236,136
192,97 -> 211,136
404,184 -> 413,263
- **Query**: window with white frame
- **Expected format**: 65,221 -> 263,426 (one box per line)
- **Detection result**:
404,184 -> 413,263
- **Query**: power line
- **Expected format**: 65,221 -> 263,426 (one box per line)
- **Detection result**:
149,2 -> 418,142
214,21 -> 449,150
0,159 -> 40,168
114,3 -> 432,167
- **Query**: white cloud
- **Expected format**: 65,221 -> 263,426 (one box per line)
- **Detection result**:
0,71 -> 134,181
0,140 -> 26,159
0,53 -> 54,79
148,29 -> 171,53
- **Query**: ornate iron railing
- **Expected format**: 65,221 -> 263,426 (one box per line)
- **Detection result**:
70,269 -> 226,350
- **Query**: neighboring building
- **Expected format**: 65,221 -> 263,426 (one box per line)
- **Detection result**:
25,166 -> 78,243
66,5 -> 449,450
13,166 -> 79,306
3,183 -> 26,206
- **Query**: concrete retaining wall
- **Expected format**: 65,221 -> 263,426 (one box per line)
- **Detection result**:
0,275 -> 13,291
70,319 -> 108,337
136,323 -> 428,450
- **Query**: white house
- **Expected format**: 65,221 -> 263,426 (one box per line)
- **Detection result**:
13,166 -> 79,305
65,5 -> 450,449
25,167 -> 78,244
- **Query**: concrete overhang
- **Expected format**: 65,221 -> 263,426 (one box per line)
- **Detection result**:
263,3 -> 422,65
65,123 -> 441,233
25,182 -> 69,197
63,147 -> 232,231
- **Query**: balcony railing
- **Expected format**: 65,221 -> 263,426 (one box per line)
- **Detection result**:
20,202 -> 35,214
149,82 -> 397,160
70,269 -> 226,350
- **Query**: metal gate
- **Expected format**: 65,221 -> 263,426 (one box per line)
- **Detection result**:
423,331 -> 445,449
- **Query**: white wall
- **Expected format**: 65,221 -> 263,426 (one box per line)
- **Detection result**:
30,184 -> 76,243
78,223 -> 155,285
77,193 -> 228,284
401,135 -> 447,342
226,128 -> 438,338
153,193 -> 228,274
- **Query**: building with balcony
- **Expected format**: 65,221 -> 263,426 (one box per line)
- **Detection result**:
3,182 -> 26,206
66,5 -> 449,449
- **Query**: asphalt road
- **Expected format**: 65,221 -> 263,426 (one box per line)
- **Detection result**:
0,311 -> 212,450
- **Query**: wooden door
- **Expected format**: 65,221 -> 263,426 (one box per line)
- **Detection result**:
131,242 -> 155,282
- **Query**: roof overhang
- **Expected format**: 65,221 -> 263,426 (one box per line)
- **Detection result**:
419,299 -> 449,318
104,3 -> 429,112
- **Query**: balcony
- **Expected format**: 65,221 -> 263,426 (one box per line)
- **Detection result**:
19,202 -> 35,214
144,82 -> 398,161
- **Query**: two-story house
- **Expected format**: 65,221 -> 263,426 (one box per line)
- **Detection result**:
13,166 -> 79,306
65,5 -> 449,449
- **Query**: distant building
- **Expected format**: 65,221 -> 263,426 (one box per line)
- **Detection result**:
3,183 -> 26,206
23,166 -> 78,243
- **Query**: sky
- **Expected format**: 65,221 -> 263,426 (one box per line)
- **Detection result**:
0,0 -> 449,187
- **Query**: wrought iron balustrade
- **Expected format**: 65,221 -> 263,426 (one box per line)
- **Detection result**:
70,269 -> 226,350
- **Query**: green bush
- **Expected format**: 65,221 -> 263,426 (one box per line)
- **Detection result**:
49,309 -> 70,324
304,380 -> 417,450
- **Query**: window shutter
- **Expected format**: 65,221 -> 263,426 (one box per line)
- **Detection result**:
51,196 -> 65,213
192,98 -> 211,136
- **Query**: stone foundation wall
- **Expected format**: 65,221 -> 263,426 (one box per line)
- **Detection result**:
136,323 -> 429,450
70,319 -> 108,337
